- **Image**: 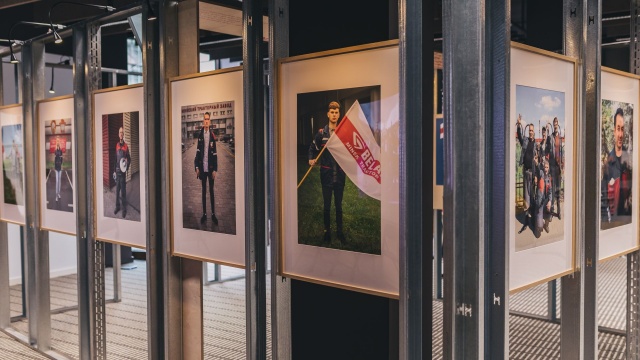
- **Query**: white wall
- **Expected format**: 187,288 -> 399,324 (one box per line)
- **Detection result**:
2,52 -> 73,105
8,223 -> 22,285
8,224 -> 77,286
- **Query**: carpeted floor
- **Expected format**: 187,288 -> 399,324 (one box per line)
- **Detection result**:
1,256 -> 631,359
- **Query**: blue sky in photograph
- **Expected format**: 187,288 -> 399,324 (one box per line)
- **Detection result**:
1,124 -> 22,147
516,85 -> 565,135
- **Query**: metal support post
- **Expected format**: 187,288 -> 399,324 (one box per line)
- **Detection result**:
203,263 -> 225,284
0,61 -> 8,329
0,222 -> 7,329
143,1 -> 166,358
14,63 -> 21,105
112,244 -> 122,302
628,252 -> 640,357
267,0 -> 291,357
20,226 -> 26,318
560,0 -> 600,358
399,0 -> 433,358
156,1 -> 205,358
436,210 -> 443,299
22,41 -> 51,351
73,24 -> 106,360
213,263 -> 221,281
203,263 -> 209,283
244,0 -> 267,358
627,1 -> 640,357
483,1 -> 510,357
548,281 -> 557,321
443,0 -> 509,358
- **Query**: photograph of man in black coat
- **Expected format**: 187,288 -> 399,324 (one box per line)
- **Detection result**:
194,112 -> 218,225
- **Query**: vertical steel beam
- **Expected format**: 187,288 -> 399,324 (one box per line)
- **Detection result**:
627,1 -> 640,358
443,0 -> 483,355
143,0 -> 169,358
22,41 -> 51,350
0,61 -> 8,330
628,252 -> 640,357
399,0 -> 433,358
14,63 -> 22,104
203,263 -> 209,283
73,24 -> 106,360
0,59 -> 3,105
0,221 -> 6,329
268,0 -> 291,358
436,210 -> 443,299
443,0 -> 509,358
158,1 -> 205,358
484,0 -> 510,358
243,0 -> 267,358
561,0 -> 600,358
112,245 -> 121,302
548,281 -> 557,321
560,1 -> 584,358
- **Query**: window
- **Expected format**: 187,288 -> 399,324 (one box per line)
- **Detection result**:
127,38 -> 143,84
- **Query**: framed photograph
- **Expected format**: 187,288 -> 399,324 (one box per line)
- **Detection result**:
93,85 -> 146,248
509,43 -> 577,292
0,104 -> 25,224
599,67 -> 640,261
169,67 -> 245,266
279,41 -> 399,297
37,96 -> 76,235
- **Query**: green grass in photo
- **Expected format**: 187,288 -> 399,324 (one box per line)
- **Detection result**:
297,158 -> 381,255
2,168 -> 16,205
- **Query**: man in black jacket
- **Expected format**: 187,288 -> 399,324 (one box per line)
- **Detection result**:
194,112 -> 218,225
516,114 -> 539,233
308,101 -> 346,244
113,127 -> 131,218
546,117 -> 563,220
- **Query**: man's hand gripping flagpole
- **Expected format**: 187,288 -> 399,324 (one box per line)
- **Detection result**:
297,145 -> 327,189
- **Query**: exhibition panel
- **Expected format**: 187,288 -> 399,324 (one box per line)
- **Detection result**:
169,67 -> 246,267
92,84 -> 147,248
36,95 -> 76,236
279,41 -> 400,297
509,43 -> 577,292
0,104 -> 25,225
599,67 -> 640,261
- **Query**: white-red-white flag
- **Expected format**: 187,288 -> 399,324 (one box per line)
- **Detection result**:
325,100 -> 381,200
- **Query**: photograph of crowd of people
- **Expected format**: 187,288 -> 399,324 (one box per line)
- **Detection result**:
180,101 -> 237,235
600,100 -> 633,230
2,124 -> 23,206
296,86 -> 382,255
44,118 -> 73,212
515,85 -> 566,252
101,112 -> 141,222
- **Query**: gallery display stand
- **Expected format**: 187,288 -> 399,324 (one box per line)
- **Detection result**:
283,0 -> 431,358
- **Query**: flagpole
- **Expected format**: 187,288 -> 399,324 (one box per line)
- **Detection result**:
297,145 -> 327,189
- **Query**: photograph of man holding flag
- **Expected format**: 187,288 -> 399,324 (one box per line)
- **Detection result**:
297,87 -> 382,255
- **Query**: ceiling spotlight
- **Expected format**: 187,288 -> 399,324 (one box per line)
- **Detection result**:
8,21 -> 65,51
53,30 -> 62,44
49,2 -> 117,44
9,50 -> 18,64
